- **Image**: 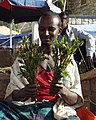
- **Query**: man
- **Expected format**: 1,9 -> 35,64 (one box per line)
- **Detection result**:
0,11 -> 83,120
59,12 -> 95,72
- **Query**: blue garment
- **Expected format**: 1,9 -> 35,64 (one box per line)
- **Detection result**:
0,100 -> 56,120
0,100 -> 80,120
65,116 -> 80,120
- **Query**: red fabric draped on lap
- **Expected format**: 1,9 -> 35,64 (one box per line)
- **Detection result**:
76,107 -> 96,120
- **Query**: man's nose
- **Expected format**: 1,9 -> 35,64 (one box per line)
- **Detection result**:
45,30 -> 49,35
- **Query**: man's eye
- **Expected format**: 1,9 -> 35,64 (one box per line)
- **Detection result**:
49,28 -> 55,32
39,27 -> 44,31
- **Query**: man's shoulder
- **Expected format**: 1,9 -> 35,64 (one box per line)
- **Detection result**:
68,25 -> 74,29
67,25 -> 75,33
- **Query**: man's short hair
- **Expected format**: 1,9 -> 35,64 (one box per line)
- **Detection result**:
59,11 -> 69,20
39,11 -> 61,27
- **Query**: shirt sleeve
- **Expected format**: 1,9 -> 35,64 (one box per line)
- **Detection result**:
4,58 -> 29,100
72,27 -> 95,58
64,56 -> 83,101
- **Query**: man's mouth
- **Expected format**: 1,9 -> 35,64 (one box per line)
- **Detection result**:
43,37 -> 50,41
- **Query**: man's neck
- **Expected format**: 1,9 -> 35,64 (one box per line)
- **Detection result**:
61,25 -> 68,36
40,44 -> 53,55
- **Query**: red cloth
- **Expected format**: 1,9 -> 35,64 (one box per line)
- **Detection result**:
36,67 -> 58,102
76,107 -> 96,120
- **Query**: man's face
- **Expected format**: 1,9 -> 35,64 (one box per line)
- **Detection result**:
62,19 -> 68,29
38,15 -> 60,46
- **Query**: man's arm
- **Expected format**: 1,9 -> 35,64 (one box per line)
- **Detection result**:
72,27 -> 95,69
50,56 -> 84,106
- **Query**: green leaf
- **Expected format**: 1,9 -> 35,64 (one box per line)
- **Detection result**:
52,35 -> 83,82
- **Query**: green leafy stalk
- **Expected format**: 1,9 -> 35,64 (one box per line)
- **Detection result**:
52,36 -> 83,81
58,0 -> 65,5
17,36 -> 44,104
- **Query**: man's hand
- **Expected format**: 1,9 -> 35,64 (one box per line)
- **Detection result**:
86,56 -> 94,70
50,80 -> 78,105
22,84 -> 38,98
12,84 -> 38,101
50,80 -> 64,96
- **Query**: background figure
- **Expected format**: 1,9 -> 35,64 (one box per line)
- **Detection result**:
59,11 -> 95,73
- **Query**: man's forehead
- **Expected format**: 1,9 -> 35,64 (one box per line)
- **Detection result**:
39,16 -> 59,25
53,17 -> 60,23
